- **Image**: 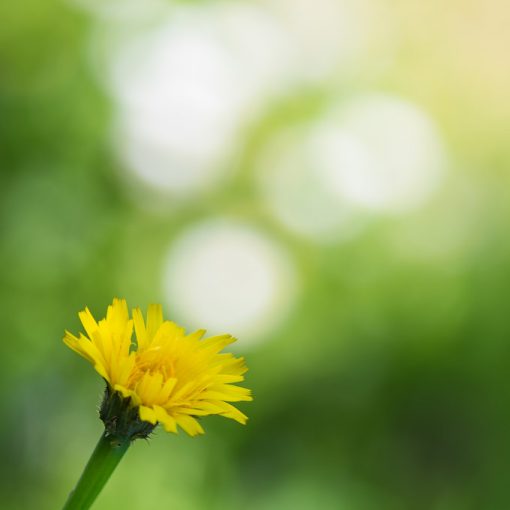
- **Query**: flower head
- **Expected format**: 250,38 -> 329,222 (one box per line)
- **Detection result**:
64,298 -> 252,437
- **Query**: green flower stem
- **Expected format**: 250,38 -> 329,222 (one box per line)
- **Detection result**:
62,431 -> 130,510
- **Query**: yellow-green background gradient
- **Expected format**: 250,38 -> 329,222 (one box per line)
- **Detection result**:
2,0 -> 510,509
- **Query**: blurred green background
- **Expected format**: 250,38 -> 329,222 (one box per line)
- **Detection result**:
2,0 -> 510,509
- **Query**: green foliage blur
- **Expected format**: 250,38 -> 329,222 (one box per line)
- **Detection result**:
2,1 -> 510,509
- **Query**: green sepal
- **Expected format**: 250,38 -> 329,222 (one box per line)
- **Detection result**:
99,384 -> 156,443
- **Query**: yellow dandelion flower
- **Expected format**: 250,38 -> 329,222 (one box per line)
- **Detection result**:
64,298 -> 252,438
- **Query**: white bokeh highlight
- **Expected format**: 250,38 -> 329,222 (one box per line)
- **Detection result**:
256,127 -> 363,243
264,0 -> 367,81
104,4 -> 295,197
312,94 -> 446,213
96,0 -> 377,199
109,13 -> 247,195
257,94 -> 446,241
163,220 -> 297,345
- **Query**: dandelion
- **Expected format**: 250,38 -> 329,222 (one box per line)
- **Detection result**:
62,298 -> 252,510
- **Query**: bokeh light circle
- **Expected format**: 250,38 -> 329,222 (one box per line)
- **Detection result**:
109,13 -> 246,195
96,0 -> 381,201
256,126 -> 364,243
104,4 -> 297,198
313,94 -> 447,213
264,0 -> 367,81
256,93 -> 447,242
163,219 -> 298,345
